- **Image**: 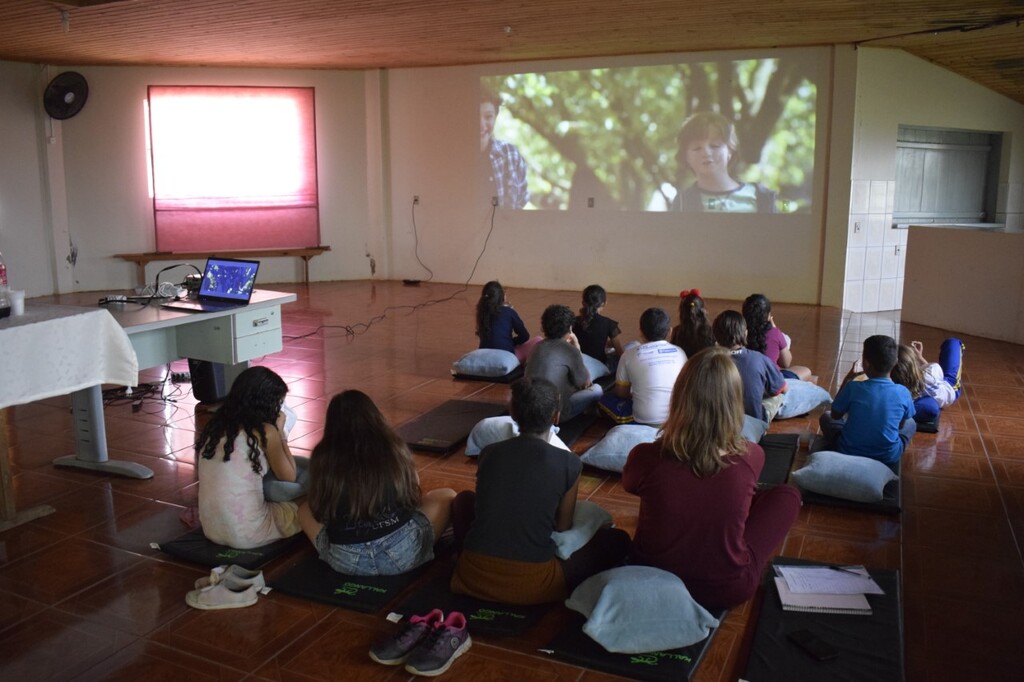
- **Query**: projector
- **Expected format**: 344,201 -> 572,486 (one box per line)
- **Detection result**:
184,273 -> 202,295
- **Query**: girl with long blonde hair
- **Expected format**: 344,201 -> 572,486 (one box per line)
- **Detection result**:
622,346 -> 801,610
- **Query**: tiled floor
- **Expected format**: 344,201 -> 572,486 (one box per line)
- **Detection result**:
2,280 -> 1023,681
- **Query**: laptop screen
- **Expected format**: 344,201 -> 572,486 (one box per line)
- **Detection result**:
199,257 -> 260,302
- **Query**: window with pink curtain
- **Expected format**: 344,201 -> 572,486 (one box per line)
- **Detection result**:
148,86 -> 320,251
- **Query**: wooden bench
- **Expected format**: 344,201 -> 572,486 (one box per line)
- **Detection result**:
114,246 -> 331,286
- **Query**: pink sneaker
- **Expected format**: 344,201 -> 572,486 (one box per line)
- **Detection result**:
404,611 -> 472,677
369,608 -> 445,666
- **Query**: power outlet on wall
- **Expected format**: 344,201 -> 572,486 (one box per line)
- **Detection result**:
413,195 -> 420,205
491,196 -> 498,207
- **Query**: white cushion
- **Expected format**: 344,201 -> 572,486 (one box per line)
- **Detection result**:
791,450 -> 898,502
566,566 -> 720,654
451,348 -> 520,378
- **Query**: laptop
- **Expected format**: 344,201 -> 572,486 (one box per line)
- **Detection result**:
161,257 -> 260,313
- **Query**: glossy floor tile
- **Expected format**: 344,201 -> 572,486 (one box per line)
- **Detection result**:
2,280 -> 1023,680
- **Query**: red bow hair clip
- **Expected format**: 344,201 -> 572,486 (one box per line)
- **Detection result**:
679,288 -> 702,299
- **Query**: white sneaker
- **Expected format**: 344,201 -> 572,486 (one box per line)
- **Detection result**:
194,564 -> 266,591
185,581 -> 259,610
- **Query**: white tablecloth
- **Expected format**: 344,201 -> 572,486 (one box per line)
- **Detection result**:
0,304 -> 139,410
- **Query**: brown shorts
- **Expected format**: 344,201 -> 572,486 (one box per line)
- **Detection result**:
451,550 -> 566,605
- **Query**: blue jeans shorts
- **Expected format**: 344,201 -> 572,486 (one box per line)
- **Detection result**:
314,511 -> 435,576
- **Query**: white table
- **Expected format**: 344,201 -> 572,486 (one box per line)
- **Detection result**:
50,289 -> 296,480
1,305 -> 139,529
2,290 -> 295,529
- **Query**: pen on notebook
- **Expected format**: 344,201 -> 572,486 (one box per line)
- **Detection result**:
829,565 -> 864,576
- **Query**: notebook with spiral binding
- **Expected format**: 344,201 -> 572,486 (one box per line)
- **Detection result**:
774,578 -> 872,615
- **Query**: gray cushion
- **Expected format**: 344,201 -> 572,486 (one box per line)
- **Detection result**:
581,352 -> 611,380
742,414 -> 769,443
777,379 -> 832,420
580,424 -> 659,472
451,348 -> 520,377
465,416 -> 568,456
580,418 -> 765,474
565,566 -> 720,654
550,500 -> 613,560
791,450 -> 898,502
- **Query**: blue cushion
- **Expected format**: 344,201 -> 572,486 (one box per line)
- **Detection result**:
451,349 -> 520,378
550,500 -> 613,560
465,416 -> 568,456
580,424 -> 659,472
791,450 -> 898,502
566,566 -> 720,653
777,379 -> 832,420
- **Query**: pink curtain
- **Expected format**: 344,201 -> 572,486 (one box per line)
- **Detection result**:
148,86 -> 320,251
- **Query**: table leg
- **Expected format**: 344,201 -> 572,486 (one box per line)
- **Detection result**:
52,386 -> 154,479
1,407 -> 56,531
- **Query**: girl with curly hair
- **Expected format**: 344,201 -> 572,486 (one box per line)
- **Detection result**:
196,366 -> 304,548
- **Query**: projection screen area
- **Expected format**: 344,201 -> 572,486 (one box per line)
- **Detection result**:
479,54 -> 819,215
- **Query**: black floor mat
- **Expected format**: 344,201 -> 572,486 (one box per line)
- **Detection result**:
758,433 -> 800,487
743,557 -> 904,682
396,399 -> 507,453
156,527 -> 301,569
269,555 -> 425,613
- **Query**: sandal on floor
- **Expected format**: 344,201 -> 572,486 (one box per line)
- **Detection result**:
194,564 -> 266,591
185,582 -> 259,610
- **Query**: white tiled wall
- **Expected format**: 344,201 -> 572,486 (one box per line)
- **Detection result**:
844,179 -> 905,312
845,179 -> 1021,312
997,182 -> 1024,232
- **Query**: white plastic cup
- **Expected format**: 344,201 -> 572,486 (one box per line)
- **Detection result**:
9,289 -> 25,316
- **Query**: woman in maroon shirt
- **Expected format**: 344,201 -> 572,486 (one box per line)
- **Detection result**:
622,346 -> 801,610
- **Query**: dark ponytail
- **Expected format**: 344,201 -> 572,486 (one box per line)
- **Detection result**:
742,294 -> 772,353
578,284 -> 607,330
476,281 -> 505,338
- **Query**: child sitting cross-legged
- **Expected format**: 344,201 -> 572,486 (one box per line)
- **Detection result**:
196,366 -> 306,550
622,347 -> 802,611
526,304 -> 603,422
297,390 -> 456,576
608,307 -> 686,427
712,310 -> 788,424
815,335 -> 916,473
670,289 -> 714,359
573,284 -> 625,377
451,377 -> 630,605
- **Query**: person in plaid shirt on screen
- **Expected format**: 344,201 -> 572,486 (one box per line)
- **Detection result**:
481,90 -> 529,209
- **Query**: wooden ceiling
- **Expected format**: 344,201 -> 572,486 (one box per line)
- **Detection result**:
1,0 -> 1022,104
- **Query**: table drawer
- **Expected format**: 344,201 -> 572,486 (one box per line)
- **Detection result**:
236,329 -> 284,361
234,306 -> 281,338
175,305 -> 283,364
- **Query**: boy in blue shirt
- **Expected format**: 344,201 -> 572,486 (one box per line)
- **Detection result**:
816,335 -> 915,472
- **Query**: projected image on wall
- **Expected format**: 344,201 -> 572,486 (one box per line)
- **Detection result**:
481,56 -> 817,212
